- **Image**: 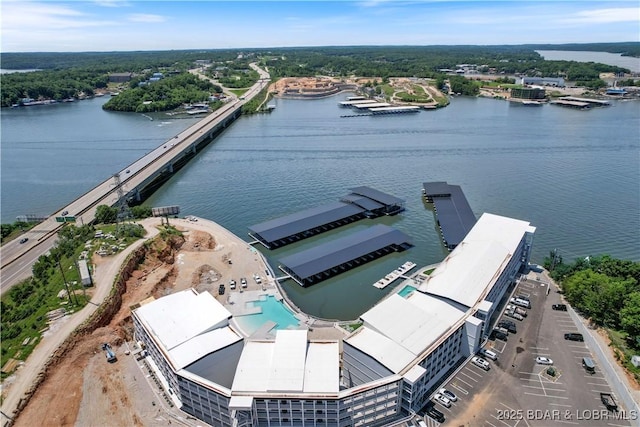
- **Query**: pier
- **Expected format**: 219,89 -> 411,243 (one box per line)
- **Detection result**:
372,261 -> 417,289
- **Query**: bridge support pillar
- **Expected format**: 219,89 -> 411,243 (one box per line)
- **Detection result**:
168,163 -> 174,173
191,145 -> 197,154
134,188 -> 141,202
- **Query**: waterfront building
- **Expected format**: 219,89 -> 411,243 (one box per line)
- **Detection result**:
510,87 -> 546,100
133,212 -> 535,426
520,76 -> 565,87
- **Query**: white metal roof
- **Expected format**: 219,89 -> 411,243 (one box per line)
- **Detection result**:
135,289 -> 231,350
418,213 -> 534,308
229,395 -> 254,410
403,364 -> 427,384
268,330 -> 307,392
360,293 -> 465,358
345,326 -> 416,373
170,326 -> 242,369
232,330 -> 339,394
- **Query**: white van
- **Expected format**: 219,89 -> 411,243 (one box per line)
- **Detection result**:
478,348 -> 498,361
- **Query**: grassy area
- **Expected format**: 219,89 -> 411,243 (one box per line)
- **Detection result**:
229,88 -> 248,97
606,328 -> 640,385
396,91 -> 432,103
0,222 -> 144,377
380,84 -> 394,98
482,82 -> 522,89
340,321 -> 363,333
241,85 -> 273,115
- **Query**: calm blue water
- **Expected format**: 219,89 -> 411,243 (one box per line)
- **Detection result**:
2,91 -> 639,319
234,295 -> 300,334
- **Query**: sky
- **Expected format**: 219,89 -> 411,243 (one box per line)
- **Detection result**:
1,0 -> 639,52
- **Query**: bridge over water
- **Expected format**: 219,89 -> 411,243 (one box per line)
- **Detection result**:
1,65 -> 270,292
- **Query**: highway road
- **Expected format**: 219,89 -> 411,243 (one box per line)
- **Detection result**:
1,64 -> 270,295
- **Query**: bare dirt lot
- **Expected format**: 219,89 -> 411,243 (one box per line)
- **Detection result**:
11,218 -> 266,427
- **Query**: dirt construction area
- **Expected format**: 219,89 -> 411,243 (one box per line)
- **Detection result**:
6,217 -> 268,427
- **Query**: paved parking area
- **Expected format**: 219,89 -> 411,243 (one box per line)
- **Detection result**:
431,275 -> 636,426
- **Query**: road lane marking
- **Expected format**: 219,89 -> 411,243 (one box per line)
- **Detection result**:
548,403 -> 572,408
459,371 -> 479,382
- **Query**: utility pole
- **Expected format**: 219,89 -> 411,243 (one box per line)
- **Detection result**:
57,258 -> 74,306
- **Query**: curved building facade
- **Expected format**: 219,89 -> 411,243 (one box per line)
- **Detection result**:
132,212 -> 535,426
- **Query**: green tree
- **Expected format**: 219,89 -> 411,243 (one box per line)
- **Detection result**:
94,205 -> 118,224
131,205 -> 152,219
620,292 -> 640,343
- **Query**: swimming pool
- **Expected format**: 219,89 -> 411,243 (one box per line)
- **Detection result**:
235,295 -> 300,335
398,285 -> 417,298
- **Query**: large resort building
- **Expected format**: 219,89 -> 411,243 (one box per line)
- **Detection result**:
132,212 -> 535,427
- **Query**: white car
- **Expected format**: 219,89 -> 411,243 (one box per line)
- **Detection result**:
471,356 -> 490,371
229,279 -> 236,290
240,277 -> 247,288
433,393 -> 451,408
439,388 -> 457,402
536,356 -> 554,365
254,274 -> 262,284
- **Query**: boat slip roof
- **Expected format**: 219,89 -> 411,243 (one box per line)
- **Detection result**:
354,102 -> 391,109
232,330 -> 339,394
419,213 -> 535,308
249,201 -> 364,243
248,186 -> 404,245
349,186 -> 404,206
279,224 -> 411,280
423,182 -> 476,247
134,289 -> 232,351
340,194 -> 385,211
359,293 -> 465,357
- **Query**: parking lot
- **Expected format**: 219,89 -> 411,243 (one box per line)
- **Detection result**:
427,273 -> 636,426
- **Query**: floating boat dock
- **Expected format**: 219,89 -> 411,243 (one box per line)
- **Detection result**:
339,99 -> 378,107
370,106 -> 421,115
248,186 -> 405,249
423,182 -> 477,250
373,261 -> 417,289
278,224 -> 413,287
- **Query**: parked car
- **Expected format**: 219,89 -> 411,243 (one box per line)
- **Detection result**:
433,393 -> 451,408
229,279 -> 236,290
478,348 -> 498,361
471,356 -> 490,371
511,297 -> 531,309
240,277 -> 247,288
504,310 -> 524,321
253,274 -> 262,284
426,406 -> 445,423
498,321 -> 517,333
535,356 -> 554,365
552,304 -> 567,311
564,332 -> 584,342
491,329 -> 508,341
506,304 -> 528,317
19,237 -> 29,244
218,284 -> 225,295
439,388 -> 457,402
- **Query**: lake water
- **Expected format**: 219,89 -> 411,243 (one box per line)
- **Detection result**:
536,50 -> 640,73
2,92 -> 639,320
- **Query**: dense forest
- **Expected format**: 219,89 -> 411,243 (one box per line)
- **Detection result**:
102,72 -> 221,112
1,44 -> 636,108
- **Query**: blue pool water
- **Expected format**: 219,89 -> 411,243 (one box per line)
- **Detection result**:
235,295 -> 300,335
398,285 -> 417,298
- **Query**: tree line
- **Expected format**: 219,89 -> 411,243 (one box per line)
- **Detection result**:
544,253 -> 640,348
102,72 -> 221,112
3,44 -> 634,108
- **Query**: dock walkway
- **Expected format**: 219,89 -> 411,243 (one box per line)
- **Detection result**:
373,261 -> 417,289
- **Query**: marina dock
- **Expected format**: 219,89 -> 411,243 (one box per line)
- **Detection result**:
372,261 -> 417,289
423,181 -> 477,250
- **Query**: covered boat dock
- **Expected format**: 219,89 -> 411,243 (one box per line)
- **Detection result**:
248,186 -> 405,249
278,224 -> 413,287
423,181 -> 477,250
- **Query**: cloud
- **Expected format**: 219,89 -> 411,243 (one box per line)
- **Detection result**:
561,7 -> 640,24
1,2 -> 117,30
93,0 -> 130,7
127,13 -> 167,23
